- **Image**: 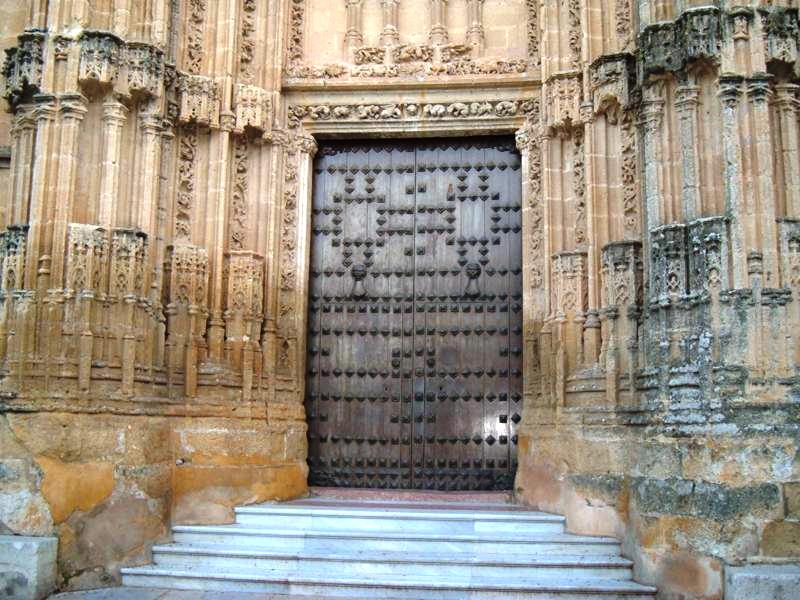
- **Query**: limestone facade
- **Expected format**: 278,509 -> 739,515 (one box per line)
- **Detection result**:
0,0 -> 798,597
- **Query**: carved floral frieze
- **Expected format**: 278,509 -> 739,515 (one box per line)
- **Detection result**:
288,99 -> 538,128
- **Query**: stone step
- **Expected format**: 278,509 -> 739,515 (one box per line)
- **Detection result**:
150,544 -> 634,580
234,503 -> 566,534
172,524 -> 622,556
308,486 -> 514,504
121,567 -> 657,599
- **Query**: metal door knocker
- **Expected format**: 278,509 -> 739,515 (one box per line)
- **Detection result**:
464,262 -> 481,298
351,263 -> 368,298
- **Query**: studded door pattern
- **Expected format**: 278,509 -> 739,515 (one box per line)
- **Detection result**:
306,138 -> 522,490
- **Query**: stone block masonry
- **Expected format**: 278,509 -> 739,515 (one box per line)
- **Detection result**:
0,535 -> 57,599
0,0 -> 798,598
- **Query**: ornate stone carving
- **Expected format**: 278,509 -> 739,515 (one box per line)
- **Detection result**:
565,0 -> 581,69
620,111 -> 639,238
125,42 -> 164,97
225,251 -> 264,324
280,149 -> 300,291
230,136 -> 249,251
526,0 -> 540,68
0,225 -> 28,292
239,0 -> 257,83
573,129 -> 586,246
3,31 -> 45,104
640,8 -> 721,76
649,224 -> 688,302
349,41 -> 524,77
517,116 -> 544,290
601,241 -> 643,309
66,225 -> 108,294
185,0 -> 207,74
544,73 -> 582,131
778,220 -> 800,289
590,54 -> 636,115
354,46 -> 386,65
616,0 -> 632,48
175,126 -> 198,242
760,7 -> 799,66
552,251 -> 587,317
78,31 -> 123,88
235,84 -> 271,132
397,44 -> 434,63
288,98 -> 536,128
109,228 -> 148,298
53,35 -> 72,60
287,0 -> 306,67
688,217 -> 729,294
166,244 -> 208,308
284,63 -> 348,79
178,74 -> 219,127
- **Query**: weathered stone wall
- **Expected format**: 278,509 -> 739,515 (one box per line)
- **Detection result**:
514,3 -> 800,599
1,0 -> 799,597
0,0 -> 309,589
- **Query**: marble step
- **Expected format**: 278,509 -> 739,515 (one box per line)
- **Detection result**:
121,567 -> 657,599
234,503 -> 566,534
172,525 -> 622,556
150,544 -> 634,580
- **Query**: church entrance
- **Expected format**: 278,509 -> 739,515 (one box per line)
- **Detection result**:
305,137 -> 522,490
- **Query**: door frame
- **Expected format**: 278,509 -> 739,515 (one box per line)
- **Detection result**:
281,84 -> 543,488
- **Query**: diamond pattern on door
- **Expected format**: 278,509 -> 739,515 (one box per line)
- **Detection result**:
306,138 -> 522,490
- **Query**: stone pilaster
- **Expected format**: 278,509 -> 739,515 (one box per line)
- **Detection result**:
224,251 -> 264,400
429,0 -> 449,46
165,243 -> 209,397
775,84 -> 800,218
345,0 -> 365,61
747,75 -> 779,287
466,0 -> 485,57
98,100 -> 128,227
25,98 -> 58,291
719,75 -> 748,289
380,0 -> 400,47
7,106 -> 36,227
640,82 -> 665,231
674,84 -> 701,220
600,241 -> 642,404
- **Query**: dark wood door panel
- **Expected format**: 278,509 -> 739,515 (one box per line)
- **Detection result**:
306,138 -> 522,490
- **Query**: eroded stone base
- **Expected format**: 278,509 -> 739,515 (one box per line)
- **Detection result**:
0,535 -> 57,600
0,410 -> 307,590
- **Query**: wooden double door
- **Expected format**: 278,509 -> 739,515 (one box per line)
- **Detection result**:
305,137 -> 523,490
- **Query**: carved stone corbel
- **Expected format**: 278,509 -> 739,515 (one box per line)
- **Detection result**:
235,84 -> 272,133
178,73 -> 220,127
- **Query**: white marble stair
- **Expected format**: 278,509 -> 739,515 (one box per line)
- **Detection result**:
121,498 -> 657,599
